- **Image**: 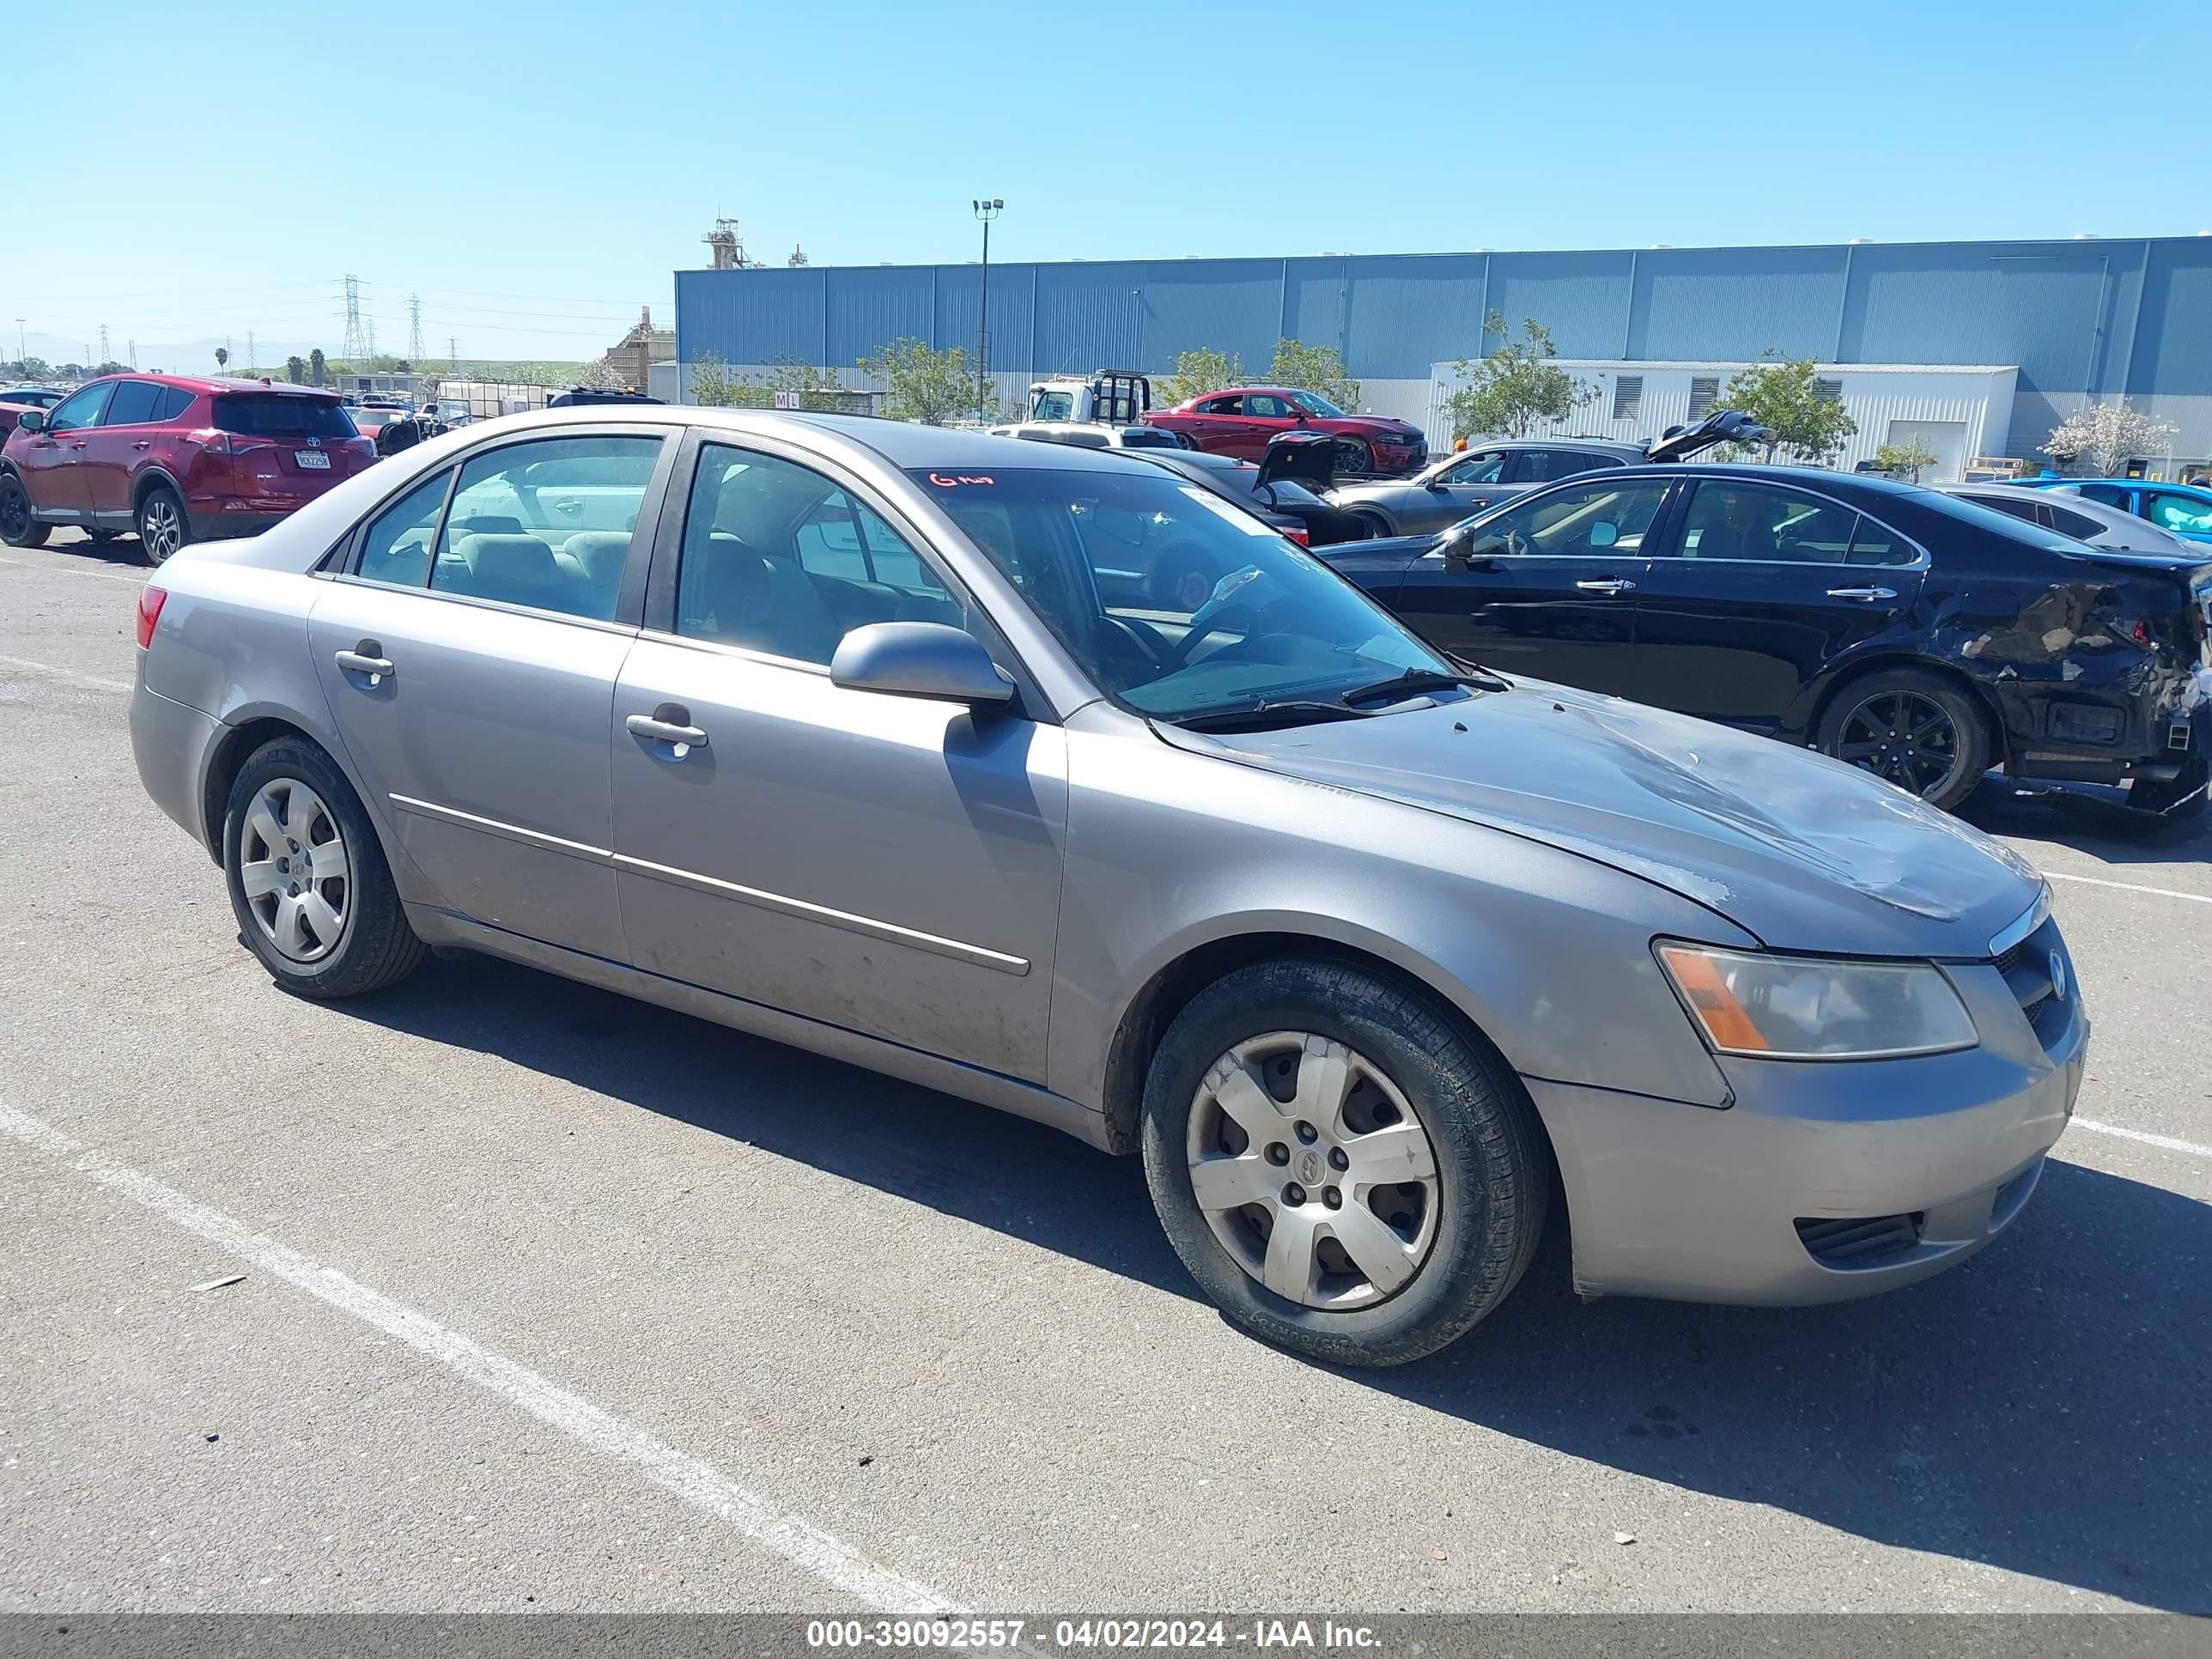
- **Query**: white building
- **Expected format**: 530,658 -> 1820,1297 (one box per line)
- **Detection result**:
1425,361 -> 2021,483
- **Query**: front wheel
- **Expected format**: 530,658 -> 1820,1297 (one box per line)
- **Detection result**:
1816,667 -> 1990,813
136,483 -> 189,565
222,738 -> 427,998
1140,959 -> 1549,1367
1334,438 -> 1373,477
0,473 -> 48,547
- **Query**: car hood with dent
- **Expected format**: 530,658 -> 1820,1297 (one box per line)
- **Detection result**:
1157,682 -> 2044,958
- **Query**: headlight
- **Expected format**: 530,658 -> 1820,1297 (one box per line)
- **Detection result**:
1656,942 -> 1977,1060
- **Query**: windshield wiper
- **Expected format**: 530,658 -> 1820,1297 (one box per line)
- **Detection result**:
1168,700 -> 1376,733
1338,665 -> 1509,706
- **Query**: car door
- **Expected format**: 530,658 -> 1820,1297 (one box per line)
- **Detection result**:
16,380 -> 112,520
1186,393 -> 1247,455
1414,449 -> 1512,526
82,378 -> 161,526
608,436 -> 1065,1081
1391,473 -> 1677,694
1627,477 -> 1927,732
1235,392 -> 1299,460
307,429 -> 675,961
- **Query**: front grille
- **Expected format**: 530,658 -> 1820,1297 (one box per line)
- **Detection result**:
1796,1212 -> 1925,1267
1992,916 -> 2073,1054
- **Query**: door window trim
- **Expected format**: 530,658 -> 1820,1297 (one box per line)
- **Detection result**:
1657,477 -> 1930,571
1444,473 -> 1687,559
639,426 -> 1056,720
325,422 -> 679,629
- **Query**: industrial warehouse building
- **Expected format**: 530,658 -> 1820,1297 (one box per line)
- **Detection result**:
667,234 -> 2212,480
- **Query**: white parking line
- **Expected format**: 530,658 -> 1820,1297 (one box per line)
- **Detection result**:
0,653 -> 132,694
0,554 -> 147,586
0,1099 -> 963,1615
2072,1117 -> 2212,1159
2045,870 -> 2212,906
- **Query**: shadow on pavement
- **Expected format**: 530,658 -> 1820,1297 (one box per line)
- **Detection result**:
340,953 -> 2211,1613
1957,776 -> 2209,866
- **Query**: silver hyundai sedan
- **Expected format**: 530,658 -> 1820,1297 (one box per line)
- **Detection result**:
129,407 -> 2085,1366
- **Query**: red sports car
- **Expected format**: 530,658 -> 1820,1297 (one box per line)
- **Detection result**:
1142,386 -> 1428,477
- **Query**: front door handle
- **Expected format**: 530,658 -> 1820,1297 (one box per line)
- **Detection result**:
334,643 -> 394,681
1826,586 -> 1898,602
1574,578 -> 1637,594
627,708 -> 709,750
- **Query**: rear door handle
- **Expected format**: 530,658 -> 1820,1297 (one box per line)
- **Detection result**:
1574,578 -> 1637,594
627,710 -> 709,749
132,440 -> 152,451
334,646 -> 394,679
1826,586 -> 1898,602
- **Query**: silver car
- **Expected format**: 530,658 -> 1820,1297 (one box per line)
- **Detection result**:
1939,481 -> 2200,554
1327,440 -> 1645,538
129,407 -> 2085,1367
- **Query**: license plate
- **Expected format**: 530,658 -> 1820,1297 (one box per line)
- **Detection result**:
295,450 -> 330,470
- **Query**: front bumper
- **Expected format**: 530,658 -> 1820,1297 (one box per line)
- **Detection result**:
1526,956 -> 2087,1305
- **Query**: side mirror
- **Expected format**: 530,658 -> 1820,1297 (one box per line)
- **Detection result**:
830,622 -> 1013,707
15,410 -> 46,434
1293,410 -> 1309,424
1442,526 -> 1498,573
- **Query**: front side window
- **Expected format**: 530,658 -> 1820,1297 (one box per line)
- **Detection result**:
2076,483 -> 2133,509
1677,481 -> 1858,564
1030,390 -> 1073,421
2147,491 -> 2212,535
1442,451 -> 1506,485
1285,390 -> 1346,418
46,382 -> 113,433
678,445 -> 959,665
908,465 -> 1445,723
1472,477 -> 1673,557
427,434 -> 662,620
357,471 -> 453,588
100,380 -> 161,427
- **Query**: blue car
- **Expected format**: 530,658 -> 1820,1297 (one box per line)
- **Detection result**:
2020,477 -> 2212,544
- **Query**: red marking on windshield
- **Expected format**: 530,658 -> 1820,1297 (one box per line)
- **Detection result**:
927,472 -> 995,487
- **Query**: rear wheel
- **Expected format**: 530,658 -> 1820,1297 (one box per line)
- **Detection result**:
1140,958 -> 1549,1367
0,474 -> 47,547
1816,667 -> 1990,813
1352,509 -> 1393,539
136,483 -> 188,565
222,738 -> 426,999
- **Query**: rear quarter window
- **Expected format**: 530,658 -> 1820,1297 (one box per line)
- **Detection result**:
214,395 -> 358,439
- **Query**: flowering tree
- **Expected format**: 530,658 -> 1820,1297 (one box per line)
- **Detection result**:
2042,399 -> 2179,476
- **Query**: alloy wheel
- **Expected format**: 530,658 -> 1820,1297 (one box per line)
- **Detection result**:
141,495 -> 182,563
1185,1031 -> 1440,1310
0,480 -> 29,542
239,779 -> 350,963
1835,690 -> 1965,800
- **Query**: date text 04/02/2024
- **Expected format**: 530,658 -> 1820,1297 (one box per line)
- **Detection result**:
803,1619 -> 1382,1650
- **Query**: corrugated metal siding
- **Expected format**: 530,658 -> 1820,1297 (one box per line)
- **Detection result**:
674,238 -> 2212,458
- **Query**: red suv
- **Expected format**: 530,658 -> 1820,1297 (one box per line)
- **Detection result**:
0,374 -> 375,564
1141,386 -> 1428,477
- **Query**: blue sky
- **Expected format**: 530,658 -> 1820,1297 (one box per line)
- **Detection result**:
11,0 -> 2209,368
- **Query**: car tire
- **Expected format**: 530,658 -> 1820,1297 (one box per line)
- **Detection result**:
1139,957 -> 1550,1368
0,473 -> 48,547
1815,666 -> 1991,813
222,737 -> 427,1000
1352,509 -> 1394,539
1334,438 -> 1373,477
1152,543 -> 1224,612
136,483 -> 189,566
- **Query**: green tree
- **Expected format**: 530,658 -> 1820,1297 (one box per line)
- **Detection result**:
1712,353 -> 1857,465
858,337 -> 981,426
689,351 -> 769,409
285,356 -> 306,385
1266,338 -> 1360,408
214,347 -> 229,373
1155,347 -> 1247,407
1870,438 -> 1937,482
1443,313 -> 1597,440
308,349 -> 327,388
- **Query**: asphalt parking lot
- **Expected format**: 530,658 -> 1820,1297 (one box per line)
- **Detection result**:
2,527 -> 2207,1618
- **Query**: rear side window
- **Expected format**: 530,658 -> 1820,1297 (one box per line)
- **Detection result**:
100,380 -> 162,426
2046,502 -> 2106,541
156,386 -> 196,422
215,395 -> 357,439
429,434 -> 663,621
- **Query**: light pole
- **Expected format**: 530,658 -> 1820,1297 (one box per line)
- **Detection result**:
14,319 -> 23,363
972,198 -> 1002,415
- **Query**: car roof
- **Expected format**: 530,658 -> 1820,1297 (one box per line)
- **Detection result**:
69,371 -> 339,399
1474,437 -> 1644,455
1597,460 -> 1927,496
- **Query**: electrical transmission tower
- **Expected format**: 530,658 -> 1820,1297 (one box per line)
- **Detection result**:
408,294 -> 424,364
100,325 -> 110,365
448,337 -> 459,371
341,274 -> 368,362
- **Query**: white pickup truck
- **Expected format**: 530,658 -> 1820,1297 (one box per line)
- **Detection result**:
990,369 -> 1191,450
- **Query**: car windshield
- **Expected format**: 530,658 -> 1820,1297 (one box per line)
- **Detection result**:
1285,390 -> 1346,418
215,394 -> 358,439
908,465 -> 1449,722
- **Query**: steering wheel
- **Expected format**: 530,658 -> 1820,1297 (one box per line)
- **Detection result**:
1097,612 -> 1176,674
1169,601 -> 1261,667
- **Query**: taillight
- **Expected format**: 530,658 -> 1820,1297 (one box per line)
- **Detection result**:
136,584 -> 167,648
1282,525 -> 1311,547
